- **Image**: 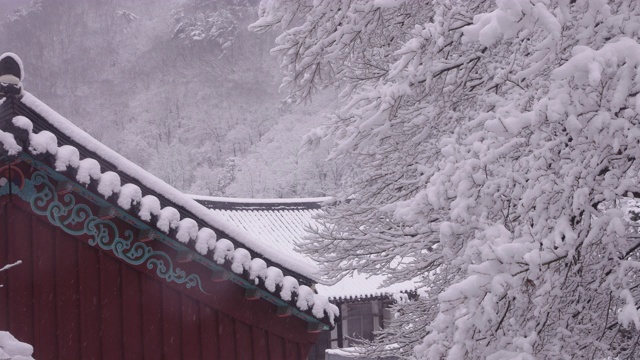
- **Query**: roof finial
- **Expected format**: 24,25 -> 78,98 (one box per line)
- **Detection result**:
0,53 -> 23,98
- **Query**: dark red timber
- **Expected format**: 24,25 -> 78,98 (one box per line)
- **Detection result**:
161,285 -> 182,359
140,276 -> 163,360
199,302 -> 219,359
218,312 -> 237,360
7,202 -> 33,346
252,325 -> 269,360
32,216 -> 58,359
55,227 -> 81,359
286,337 -> 301,360
100,251 -> 124,359
268,332 -> 286,360
235,320 -> 253,360
180,294 -> 201,360
77,231 -> 101,360
122,265 -> 143,360
0,202 -> 8,328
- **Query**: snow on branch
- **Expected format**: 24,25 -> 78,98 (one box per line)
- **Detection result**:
252,0 -> 640,358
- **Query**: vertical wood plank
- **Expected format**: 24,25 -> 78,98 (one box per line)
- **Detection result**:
56,228 -> 81,360
32,216 -> 58,360
7,205 -> 34,345
284,339 -> 300,360
100,253 -> 123,360
162,285 -> 182,360
141,276 -> 163,360
218,313 -> 236,360
180,294 -> 201,360
0,202 -> 9,330
200,304 -> 219,360
235,321 -> 253,360
77,238 -> 101,360
267,333 -> 284,360
299,342 -> 312,360
122,265 -> 143,360
251,326 -> 269,360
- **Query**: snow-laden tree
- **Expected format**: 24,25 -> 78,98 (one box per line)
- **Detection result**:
252,0 -> 640,358
225,91 -> 349,198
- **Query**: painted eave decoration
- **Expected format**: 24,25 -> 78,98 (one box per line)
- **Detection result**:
0,53 -> 337,330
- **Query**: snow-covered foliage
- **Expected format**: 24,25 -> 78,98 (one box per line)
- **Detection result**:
225,91 -> 349,197
1,0 -> 294,197
254,0 -> 640,358
172,3 -> 244,51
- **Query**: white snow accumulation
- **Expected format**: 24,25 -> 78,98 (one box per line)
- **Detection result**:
0,52 -> 24,82
315,271 -> 419,302
97,171 -> 121,198
200,197 -> 329,276
117,183 -> 142,210
0,92 -> 339,323
0,331 -> 34,360
138,195 -> 161,222
0,131 -> 20,156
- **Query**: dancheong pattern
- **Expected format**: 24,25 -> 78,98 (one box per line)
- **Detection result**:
0,168 -> 207,294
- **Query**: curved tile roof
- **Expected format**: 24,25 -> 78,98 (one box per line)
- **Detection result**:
193,196 -> 420,301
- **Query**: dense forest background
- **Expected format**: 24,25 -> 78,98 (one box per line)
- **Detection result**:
0,0 -> 345,198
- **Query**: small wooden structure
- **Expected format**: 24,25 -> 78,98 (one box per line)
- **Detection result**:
0,54 -> 334,359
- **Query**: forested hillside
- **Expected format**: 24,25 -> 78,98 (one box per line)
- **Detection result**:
0,0 -> 342,197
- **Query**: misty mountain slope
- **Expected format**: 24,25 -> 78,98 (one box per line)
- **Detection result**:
0,0 -> 340,197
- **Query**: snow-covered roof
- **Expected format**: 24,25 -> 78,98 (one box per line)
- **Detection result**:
316,272 -> 418,303
194,196 -> 327,276
0,60 -> 339,325
194,196 -> 419,302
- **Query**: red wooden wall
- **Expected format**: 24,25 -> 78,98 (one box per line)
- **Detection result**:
0,199 -> 316,359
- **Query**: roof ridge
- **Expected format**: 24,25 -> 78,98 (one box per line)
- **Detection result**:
188,194 -> 332,204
